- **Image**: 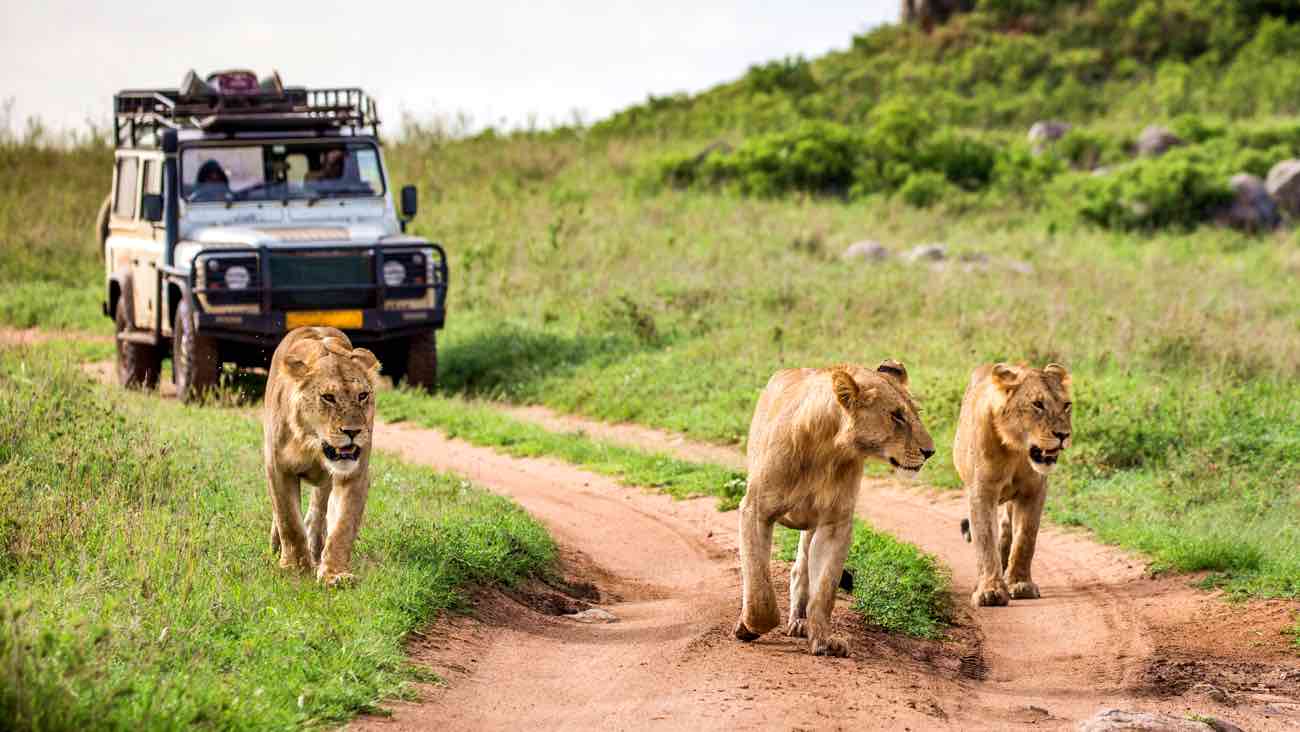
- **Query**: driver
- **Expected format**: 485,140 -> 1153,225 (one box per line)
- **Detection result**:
191,159 -> 230,201
305,147 -> 345,183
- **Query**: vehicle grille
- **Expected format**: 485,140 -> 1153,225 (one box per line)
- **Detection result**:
268,253 -> 375,310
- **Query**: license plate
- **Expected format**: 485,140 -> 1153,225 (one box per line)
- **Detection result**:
285,310 -> 363,330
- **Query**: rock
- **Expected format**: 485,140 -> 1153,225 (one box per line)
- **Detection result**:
1188,682 -> 1236,706
1136,125 -> 1185,157
841,240 -> 891,262
1076,709 -> 1238,732
1265,159 -> 1300,217
565,608 -> 617,624
1028,121 -> 1072,152
1003,259 -> 1035,275
904,243 -> 947,263
1216,173 -> 1280,232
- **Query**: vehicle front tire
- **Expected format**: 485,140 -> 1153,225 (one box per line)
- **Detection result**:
114,298 -> 161,389
173,299 -> 220,403
403,330 -> 437,392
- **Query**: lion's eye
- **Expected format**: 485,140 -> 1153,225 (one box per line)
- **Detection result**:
321,394 -> 337,405
1032,400 -> 1045,411
1064,401 -> 1072,411
358,392 -> 370,404
891,409 -> 907,426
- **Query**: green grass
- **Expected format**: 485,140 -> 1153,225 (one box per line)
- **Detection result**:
0,344 -> 555,731
774,523 -> 951,640
379,388 -> 747,509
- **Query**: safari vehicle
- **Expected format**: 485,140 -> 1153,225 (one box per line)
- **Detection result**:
97,69 -> 448,401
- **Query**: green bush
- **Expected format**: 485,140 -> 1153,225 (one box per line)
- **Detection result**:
899,171 -> 950,208
1076,148 -> 1233,229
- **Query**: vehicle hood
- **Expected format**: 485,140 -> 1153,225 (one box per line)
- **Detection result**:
187,223 -> 389,247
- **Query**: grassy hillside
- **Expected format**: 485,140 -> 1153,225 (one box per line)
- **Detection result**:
0,0 -> 1296,645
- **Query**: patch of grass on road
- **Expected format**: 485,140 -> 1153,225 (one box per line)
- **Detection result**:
0,346 -> 555,731
380,389 -> 747,510
774,523 -> 952,640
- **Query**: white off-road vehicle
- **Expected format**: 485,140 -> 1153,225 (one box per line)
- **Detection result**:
98,69 -> 448,401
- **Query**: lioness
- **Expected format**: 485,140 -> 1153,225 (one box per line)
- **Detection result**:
954,363 -> 1072,607
264,326 -> 381,586
734,361 -> 934,656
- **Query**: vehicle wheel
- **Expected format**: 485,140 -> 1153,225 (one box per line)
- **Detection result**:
114,298 -> 161,389
380,340 -> 408,385
95,194 -> 111,261
173,299 -> 220,403
403,330 -> 437,392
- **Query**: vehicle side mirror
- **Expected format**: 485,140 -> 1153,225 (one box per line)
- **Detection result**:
400,184 -> 418,219
141,193 -> 164,223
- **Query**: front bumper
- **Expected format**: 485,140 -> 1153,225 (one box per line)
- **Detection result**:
188,242 -> 449,346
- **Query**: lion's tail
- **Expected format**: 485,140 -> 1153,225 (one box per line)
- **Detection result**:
960,518 -> 971,543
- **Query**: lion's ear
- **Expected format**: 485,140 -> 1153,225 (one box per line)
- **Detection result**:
831,369 -> 861,410
1043,362 -> 1071,389
284,339 -> 325,378
991,363 -> 1023,391
350,347 -> 381,376
876,359 -> 909,388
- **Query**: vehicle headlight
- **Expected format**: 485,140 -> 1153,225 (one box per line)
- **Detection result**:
382,260 -> 406,287
224,265 -> 251,290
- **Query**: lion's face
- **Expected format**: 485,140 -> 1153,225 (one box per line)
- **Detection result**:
992,363 -> 1073,475
831,360 -> 935,477
285,336 -> 381,478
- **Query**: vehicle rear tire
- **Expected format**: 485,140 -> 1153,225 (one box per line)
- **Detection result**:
173,299 -> 220,403
114,298 -> 160,389
403,330 -> 437,392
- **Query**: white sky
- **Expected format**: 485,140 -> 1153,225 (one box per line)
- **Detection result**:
0,1 -> 897,136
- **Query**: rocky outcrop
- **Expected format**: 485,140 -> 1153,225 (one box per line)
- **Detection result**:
1028,121 -> 1072,152
1265,159 -> 1300,217
1217,173 -> 1280,232
1136,126 -> 1185,157
1077,709 -> 1242,732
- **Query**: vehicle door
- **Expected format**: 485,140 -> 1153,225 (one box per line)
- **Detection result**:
107,153 -> 165,331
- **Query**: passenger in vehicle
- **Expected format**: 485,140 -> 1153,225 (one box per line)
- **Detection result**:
191,160 -> 230,201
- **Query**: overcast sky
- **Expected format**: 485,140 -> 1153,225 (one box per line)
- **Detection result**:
1,1 -> 896,136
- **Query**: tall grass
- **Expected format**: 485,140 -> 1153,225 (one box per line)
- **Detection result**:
0,345 -> 555,730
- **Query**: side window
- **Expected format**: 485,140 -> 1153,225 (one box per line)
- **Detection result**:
142,160 -> 161,195
114,157 -> 139,219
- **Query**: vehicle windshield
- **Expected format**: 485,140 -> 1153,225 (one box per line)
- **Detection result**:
180,141 -> 385,203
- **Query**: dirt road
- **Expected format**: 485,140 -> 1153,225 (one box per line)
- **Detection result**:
16,338 -> 1295,729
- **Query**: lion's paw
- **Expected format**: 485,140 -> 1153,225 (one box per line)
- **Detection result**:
810,634 -> 850,657
1008,580 -> 1040,599
319,571 -> 357,588
733,620 -> 761,642
971,581 -> 1010,608
278,552 -> 315,573
785,618 -> 808,638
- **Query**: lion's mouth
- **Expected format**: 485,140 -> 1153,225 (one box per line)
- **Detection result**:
889,457 -> 924,472
1028,445 -> 1059,466
323,444 -> 363,462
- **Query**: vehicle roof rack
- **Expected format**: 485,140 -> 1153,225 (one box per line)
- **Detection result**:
113,70 -> 380,148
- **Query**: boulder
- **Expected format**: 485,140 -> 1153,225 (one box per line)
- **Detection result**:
1216,174 -> 1279,232
565,608 -> 618,624
1028,121 -> 1072,152
1265,159 -> 1300,216
1076,709 -> 1241,732
842,240 -> 891,262
904,243 -> 947,263
1136,126 -> 1185,157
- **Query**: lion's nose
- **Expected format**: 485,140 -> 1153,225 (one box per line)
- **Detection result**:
342,428 -> 362,441
1053,431 -> 1070,443
920,447 -> 935,460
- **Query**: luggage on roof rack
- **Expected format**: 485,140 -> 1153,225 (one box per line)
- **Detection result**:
113,69 -> 380,148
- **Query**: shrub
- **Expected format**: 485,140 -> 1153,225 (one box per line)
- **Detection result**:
701,122 -> 868,196
1076,149 -> 1233,229
741,56 -> 819,96
899,171 -> 951,208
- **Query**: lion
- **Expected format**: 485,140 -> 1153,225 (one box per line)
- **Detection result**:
954,363 -> 1073,608
734,361 -> 934,656
264,326 -> 381,586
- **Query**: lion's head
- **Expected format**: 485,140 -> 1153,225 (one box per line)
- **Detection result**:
990,362 -> 1073,475
283,334 -> 381,477
830,360 -> 935,477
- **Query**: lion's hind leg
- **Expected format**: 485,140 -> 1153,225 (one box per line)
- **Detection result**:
785,530 -> 812,638
734,497 -> 780,641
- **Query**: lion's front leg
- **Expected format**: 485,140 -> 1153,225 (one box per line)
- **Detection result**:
318,473 -> 369,587
805,518 -> 852,657
734,496 -> 780,641
267,467 -> 313,573
304,482 -> 331,565
1005,484 -> 1046,600
785,530 -> 811,638
968,485 -> 1009,607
